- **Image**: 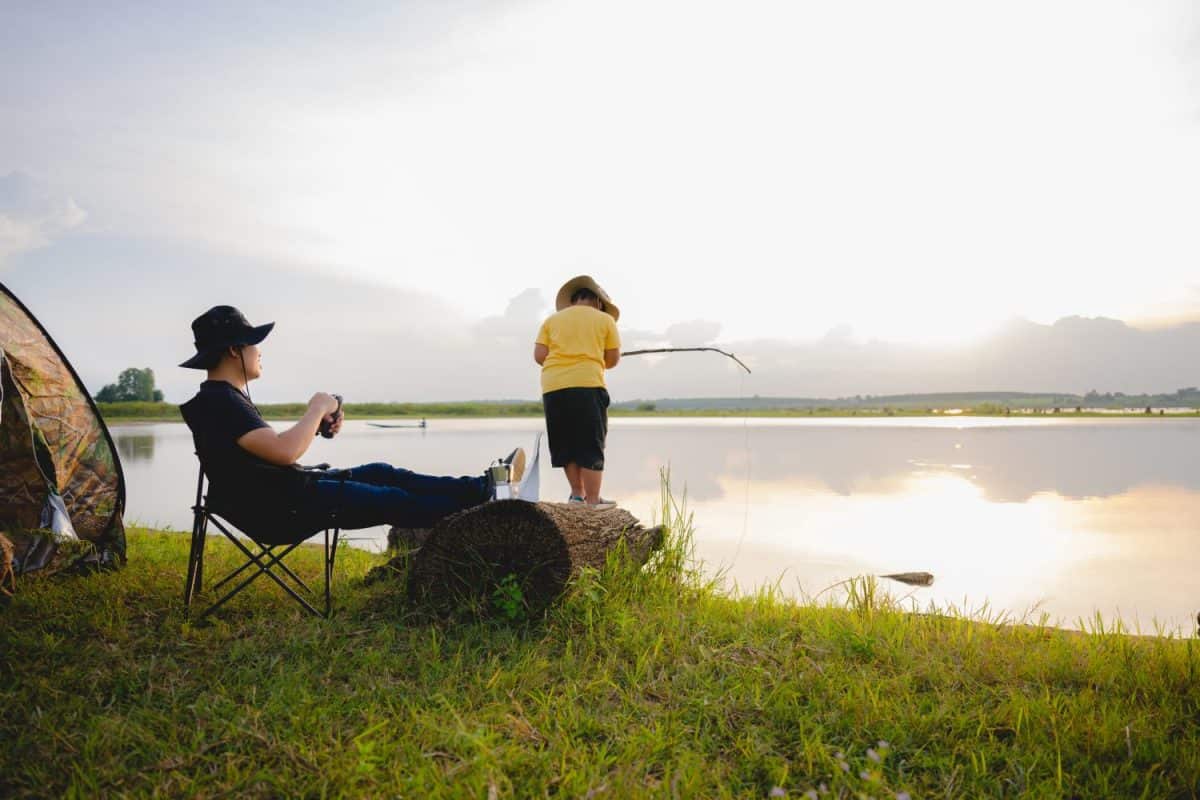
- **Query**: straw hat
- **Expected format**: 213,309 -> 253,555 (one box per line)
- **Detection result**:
554,275 -> 620,321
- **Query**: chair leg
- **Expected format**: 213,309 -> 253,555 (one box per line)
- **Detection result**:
200,540 -> 325,620
324,528 -> 340,618
196,513 -> 208,591
207,545 -> 312,595
184,512 -> 205,606
269,554 -> 313,593
204,517 -> 314,595
213,527 -> 312,593
184,534 -> 197,606
187,511 -> 340,620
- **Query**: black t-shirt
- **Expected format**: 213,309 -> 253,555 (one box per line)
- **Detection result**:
179,381 -> 311,514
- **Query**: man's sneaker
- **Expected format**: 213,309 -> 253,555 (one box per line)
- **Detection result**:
501,447 -> 526,485
483,447 -> 526,500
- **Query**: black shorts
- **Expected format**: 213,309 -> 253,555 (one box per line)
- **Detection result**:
542,387 -> 610,471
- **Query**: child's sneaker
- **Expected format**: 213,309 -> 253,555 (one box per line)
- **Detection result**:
586,498 -> 617,510
568,495 -> 586,504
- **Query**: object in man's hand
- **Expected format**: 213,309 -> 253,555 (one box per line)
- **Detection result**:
318,394 -> 343,439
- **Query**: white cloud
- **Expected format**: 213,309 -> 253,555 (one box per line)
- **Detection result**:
10,248 -> 1199,403
663,320 -> 722,347
7,2 -> 1200,343
475,288 -> 548,340
0,172 -> 88,266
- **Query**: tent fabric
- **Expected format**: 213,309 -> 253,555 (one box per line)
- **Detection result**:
0,532 -> 13,597
0,282 -> 126,573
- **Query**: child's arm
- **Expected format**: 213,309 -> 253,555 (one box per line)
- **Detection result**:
603,314 -> 620,369
534,318 -> 551,365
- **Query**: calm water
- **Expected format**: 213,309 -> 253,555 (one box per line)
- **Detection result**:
113,417 -> 1200,633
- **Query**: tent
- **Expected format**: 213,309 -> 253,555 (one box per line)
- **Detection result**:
0,282 -> 126,574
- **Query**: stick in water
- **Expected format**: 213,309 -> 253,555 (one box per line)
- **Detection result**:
880,572 -> 935,587
620,347 -> 752,374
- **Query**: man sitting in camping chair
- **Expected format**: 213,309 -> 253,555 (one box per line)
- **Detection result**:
178,305 -> 524,614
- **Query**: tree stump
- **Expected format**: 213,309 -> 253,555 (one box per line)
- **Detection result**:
0,533 -> 14,599
387,526 -> 431,551
407,500 -> 664,615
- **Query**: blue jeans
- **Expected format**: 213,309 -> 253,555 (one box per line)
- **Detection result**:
299,462 -> 488,531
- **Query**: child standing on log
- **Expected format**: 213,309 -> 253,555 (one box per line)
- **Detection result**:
533,276 -> 621,509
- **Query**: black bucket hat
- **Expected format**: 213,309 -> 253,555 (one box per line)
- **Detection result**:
179,305 -> 275,370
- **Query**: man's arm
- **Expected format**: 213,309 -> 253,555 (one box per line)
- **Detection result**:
534,343 -> 549,365
604,348 -> 620,368
237,392 -> 340,466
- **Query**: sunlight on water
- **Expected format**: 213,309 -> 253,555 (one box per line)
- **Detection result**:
113,417 -> 1200,634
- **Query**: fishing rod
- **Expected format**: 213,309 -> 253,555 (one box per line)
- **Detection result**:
620,347 -> 752,374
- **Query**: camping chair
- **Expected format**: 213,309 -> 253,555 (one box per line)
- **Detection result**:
184,461 -> 342,620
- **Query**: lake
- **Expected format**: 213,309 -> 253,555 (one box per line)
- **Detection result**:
111,417 -> 1200,634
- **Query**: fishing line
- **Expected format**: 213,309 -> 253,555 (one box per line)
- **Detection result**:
624,347 -> 753,566
728,365 -> 753,566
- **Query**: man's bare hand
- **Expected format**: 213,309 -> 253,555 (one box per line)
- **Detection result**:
310,392 -> 340,417
240,392 -> 341,464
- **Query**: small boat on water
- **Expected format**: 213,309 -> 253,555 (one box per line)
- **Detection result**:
367,418 -> 428,430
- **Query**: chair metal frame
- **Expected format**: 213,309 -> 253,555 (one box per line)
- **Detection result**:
184,463 -> 341,619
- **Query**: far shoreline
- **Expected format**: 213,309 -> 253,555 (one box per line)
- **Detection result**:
98,401 -> 1200,425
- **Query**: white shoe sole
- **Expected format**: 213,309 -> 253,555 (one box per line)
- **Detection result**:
501,447 -> 526,485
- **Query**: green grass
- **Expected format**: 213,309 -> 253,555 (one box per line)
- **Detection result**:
3,488 -> 1199,798
98,400 -> 1200,424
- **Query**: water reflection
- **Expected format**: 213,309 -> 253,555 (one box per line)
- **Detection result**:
603,419 -> 1200,503
115,433 -> 155,463
109,418 -> 1200,633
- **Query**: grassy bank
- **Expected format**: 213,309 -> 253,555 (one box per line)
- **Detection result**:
3,492 -> 1199,798
98,400 -> 1200,424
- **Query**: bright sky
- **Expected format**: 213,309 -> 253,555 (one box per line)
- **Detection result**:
2,0 -> 1199,399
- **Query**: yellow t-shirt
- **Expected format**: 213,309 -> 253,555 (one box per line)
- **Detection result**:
536,305 -> 621,394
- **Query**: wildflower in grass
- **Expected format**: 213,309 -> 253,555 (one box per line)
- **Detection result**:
804,791 -> 818,800
867,748 -> 881,763
895,793 -> 911,800
769,788 -> 786,798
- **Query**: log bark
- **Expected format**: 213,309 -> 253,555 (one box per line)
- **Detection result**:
406,500 -> 664,614
387,526 -> 431,551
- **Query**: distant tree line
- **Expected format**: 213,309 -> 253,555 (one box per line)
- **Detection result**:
615,388 -> 1200,412
95,367 -> 164,403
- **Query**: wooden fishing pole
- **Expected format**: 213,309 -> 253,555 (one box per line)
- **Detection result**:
620,347 -> 752,374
